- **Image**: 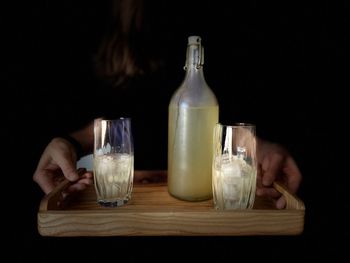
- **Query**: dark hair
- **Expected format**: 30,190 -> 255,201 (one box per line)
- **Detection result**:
95,0 -> 162,87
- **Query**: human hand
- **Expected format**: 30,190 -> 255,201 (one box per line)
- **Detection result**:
256,139 -> 302,209
33,137 -> 93,195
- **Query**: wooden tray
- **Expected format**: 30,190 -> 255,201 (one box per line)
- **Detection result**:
38,170 -> 305,236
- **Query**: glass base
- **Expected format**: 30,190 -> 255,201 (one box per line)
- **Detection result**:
98,199 -> 129,207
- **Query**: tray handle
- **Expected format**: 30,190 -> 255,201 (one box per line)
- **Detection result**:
273,181 -> 305,210
39,168 -> 87,211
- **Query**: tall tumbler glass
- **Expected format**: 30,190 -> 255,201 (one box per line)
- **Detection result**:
93,118 -> 134,207
212,123 -> 257,210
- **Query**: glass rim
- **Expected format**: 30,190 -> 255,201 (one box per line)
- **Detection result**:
94,117 -> 131,122
216,122 -> 255,128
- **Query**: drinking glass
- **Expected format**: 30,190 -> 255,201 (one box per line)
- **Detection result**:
212,123 -> 257,210
93,118 -> 134,207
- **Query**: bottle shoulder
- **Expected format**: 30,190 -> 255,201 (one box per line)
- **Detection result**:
169,70 -> 218,108
169,85 -> 218,108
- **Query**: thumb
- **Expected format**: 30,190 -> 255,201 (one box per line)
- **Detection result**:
53,150 -> 79,182
61,163 -> 79,182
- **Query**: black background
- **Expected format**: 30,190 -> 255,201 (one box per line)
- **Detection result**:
3,0 -> 348,261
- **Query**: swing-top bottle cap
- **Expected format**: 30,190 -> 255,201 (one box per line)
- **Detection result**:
188,36 -> 201,45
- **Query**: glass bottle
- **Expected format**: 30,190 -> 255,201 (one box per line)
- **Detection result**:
168,36 -> 219,201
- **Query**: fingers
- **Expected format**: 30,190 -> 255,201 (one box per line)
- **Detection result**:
47,138 -> 80,181
81,171 -> 93,179
77,174 -> 93,185
259,153 -> 301,209
283,157 -> 302,194
256,186 -> 281,199
261,152 -> 285,186
33,170 -> 59,194
257,140 -> 302,209
276,196 -> 286,209
256,186 -> 287,209
64,176 -> 93,195
33,138 -> 79,191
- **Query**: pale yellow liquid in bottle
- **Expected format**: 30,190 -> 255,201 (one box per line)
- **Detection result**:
168,104 -> 219,201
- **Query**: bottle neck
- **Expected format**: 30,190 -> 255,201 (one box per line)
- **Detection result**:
184,43 -> 205,79
185,66 -> 205,80
185,41 -> 204,68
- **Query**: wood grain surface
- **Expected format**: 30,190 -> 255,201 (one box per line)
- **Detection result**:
38,170 -> 305,236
